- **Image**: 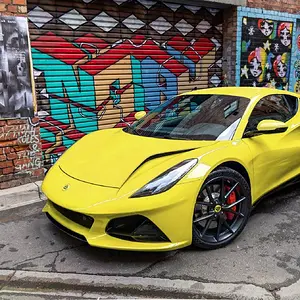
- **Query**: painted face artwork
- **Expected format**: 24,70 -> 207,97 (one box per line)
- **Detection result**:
247,48 -> 266,81
273,54 -> 289,78
278,23 -> 292,47
276,61 -> 287,78
258,19 -> 274,37
249,57 -> 262,78
241,17 -> 293,88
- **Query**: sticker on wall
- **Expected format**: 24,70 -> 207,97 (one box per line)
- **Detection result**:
0,16 -> 34,118
240,17 -> 293,90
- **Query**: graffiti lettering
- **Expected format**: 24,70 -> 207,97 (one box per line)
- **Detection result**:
15,157 -> 42,172
29,0 -> 224,169
17,132 -> 39,144
0,117 -> 42,179
0,124 -> 39,143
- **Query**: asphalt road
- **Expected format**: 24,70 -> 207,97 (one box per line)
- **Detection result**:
1,183 -> 300,294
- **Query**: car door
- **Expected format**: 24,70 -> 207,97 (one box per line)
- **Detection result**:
242,94 -> 300,201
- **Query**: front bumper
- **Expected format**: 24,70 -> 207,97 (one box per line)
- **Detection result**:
42,166 -> 201,251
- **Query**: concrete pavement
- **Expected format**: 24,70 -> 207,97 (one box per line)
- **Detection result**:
1,269 -> 270,299
0,288 -> 150,299
0,181 -> 44,213
1,183 -> 300,299
0,290 -> 221,300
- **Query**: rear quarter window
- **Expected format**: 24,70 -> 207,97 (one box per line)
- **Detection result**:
283,95 -> 298,115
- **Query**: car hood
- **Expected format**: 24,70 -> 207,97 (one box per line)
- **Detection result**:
58,128 -> 217,188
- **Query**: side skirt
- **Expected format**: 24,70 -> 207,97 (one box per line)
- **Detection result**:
251,174 -> 300,211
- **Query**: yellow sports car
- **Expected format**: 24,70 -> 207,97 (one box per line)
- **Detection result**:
42,87 -> 300,251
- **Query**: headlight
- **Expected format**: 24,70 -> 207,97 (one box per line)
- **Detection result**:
131,159 -> 198,198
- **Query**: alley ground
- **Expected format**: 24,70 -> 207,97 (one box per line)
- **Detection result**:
1,183 -> 300,299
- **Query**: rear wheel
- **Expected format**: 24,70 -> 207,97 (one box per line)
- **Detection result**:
192,167 -> 251,250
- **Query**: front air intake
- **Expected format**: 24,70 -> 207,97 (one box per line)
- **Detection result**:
51,201 -> 94,229
106,215 -> 170,243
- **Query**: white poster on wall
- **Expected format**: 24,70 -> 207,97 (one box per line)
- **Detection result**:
0,16 -> 34,118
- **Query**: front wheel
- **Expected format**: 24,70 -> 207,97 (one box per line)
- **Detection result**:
192,167 -> 251,250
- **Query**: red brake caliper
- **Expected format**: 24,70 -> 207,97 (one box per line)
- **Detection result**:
225,186 -> 237,221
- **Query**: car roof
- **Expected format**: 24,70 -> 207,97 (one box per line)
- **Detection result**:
183,87 -> 299,100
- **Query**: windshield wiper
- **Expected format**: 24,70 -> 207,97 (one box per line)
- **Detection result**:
127,125 -> 140,135
124,122 -> 144,136
155,135 -> 189,140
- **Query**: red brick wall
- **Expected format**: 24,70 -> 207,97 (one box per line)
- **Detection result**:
0,0 -> 44,189
0,118 -> 44,189
0,0 -> 27,15
222,7 -> 238,86
247,0 -> 300,14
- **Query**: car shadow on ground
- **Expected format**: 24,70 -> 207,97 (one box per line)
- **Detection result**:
43,182 -> 300,266
45,220 -> 178,265
251,182 -> 300,215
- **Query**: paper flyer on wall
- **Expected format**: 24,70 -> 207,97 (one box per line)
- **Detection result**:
0,15 -> 34,118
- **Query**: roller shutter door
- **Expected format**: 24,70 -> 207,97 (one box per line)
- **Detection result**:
28,0 -> 223,168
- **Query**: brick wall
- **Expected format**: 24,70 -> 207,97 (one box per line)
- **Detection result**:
0,118 -> 43,189
0,0 -> 27,15
222,7 -> 238,86
0,0 -> 44,189
247,0 -> 300,14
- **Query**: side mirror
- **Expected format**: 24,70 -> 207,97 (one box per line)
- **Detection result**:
134,111 -> 146,120
244,119 -> 288,138
257,119 -> 288,133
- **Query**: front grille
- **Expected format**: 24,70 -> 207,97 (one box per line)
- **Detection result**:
46,213 -> 87,242
106,215 -> 170,243
50,201 -> 94,229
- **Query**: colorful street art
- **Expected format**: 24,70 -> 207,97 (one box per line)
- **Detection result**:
240,17 -> 293,89
292,21 -> 300,93
28,0 -> 223,168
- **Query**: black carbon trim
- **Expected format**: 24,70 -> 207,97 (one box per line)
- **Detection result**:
46,213 -> 87,243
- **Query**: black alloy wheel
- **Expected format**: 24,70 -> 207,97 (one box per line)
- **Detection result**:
192,167 -> 251,250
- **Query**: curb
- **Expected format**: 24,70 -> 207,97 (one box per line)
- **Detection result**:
0,269 -> 274,300
0,181 -> 46,213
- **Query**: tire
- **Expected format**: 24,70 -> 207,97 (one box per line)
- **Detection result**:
192,167 -> 251,250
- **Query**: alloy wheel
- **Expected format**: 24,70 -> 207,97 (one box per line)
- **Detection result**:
193,175 -> 248,245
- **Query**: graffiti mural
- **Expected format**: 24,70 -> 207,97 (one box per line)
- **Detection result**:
240,17 -> 293,89
28,0 -> 223,168
0,16 -> 34,118
292,21 -> 300,93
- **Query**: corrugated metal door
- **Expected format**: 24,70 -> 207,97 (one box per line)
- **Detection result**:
28,0 -> 223,169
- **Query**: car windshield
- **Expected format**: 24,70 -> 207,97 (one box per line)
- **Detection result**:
125,94 -> 250,141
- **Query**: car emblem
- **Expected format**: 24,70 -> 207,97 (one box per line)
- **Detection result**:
214,205 -> 222,213
62,184 -> 70,191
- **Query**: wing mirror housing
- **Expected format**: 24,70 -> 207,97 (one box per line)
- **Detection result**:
134,111 -> 146,120
256,119 -> 288,133
244,119 -> 288,138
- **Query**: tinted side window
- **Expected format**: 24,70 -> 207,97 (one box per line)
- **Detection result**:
283,95 -> 298,115
245,94 -> 295,132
